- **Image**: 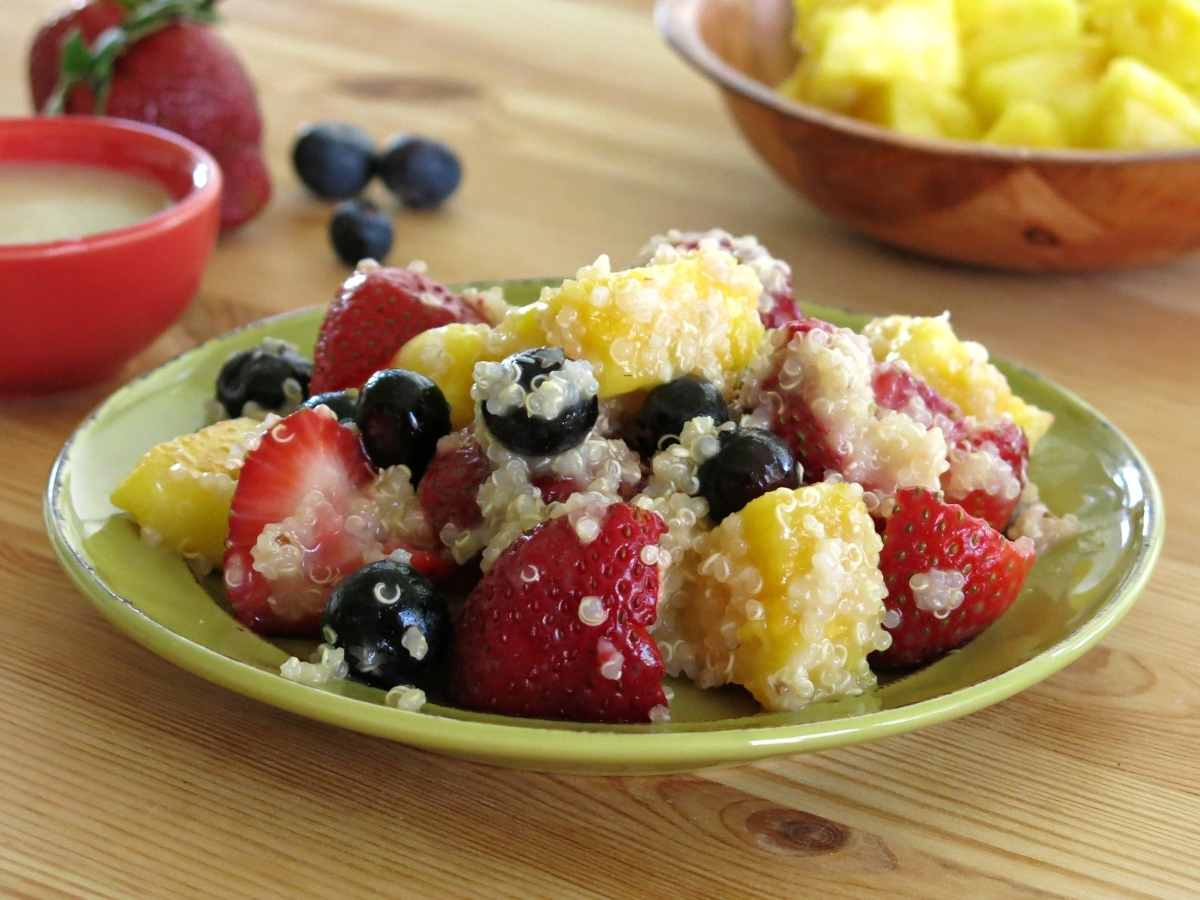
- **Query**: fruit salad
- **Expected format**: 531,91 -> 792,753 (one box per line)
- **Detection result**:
779,0 -> 1200,151
112,230 -> 1077,724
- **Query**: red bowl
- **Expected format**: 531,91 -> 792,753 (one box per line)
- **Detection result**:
0,117 -> 221,393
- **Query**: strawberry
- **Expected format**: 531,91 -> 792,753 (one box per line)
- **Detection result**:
530,474 -> 583,505
310,264 -> 486,394
224,407 -> 443,636
872,361 -> 964,442
943,420 -> 1029,532
874,489 -> 1036,667
452,503 -> 669,723
29,0 -> 270,232
417,430 -> 492,539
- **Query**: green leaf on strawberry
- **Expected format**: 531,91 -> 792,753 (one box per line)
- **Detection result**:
44,0 -> 218,115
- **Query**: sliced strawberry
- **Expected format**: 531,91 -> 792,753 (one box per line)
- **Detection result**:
874,489 -> 1036,667
943,420 -> 1029,532
531,474 -> 583,505
452,503 -> 669,723
310,264 -> 485,394
223,407 -> 440,635
872,361 -> 964,442
417,430 -> 492,540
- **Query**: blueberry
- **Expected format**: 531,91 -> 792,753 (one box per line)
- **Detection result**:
215,339 -> 312,418
377,136 -> 462,209
480,347 -> 598,457
632,375 -> 729,457
302,388 -> 359,422
698,428 -> 799,522
292,122 -> 377,200
323,560 -> 449,688
356,369 -> 451,479
329,199 -> 394,267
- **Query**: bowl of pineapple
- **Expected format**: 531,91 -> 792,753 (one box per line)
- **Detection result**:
657,0 -> 1200,272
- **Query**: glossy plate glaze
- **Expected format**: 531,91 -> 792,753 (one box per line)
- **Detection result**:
45,280 -> 1164,774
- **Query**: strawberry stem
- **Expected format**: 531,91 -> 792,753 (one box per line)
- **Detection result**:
43,0 -> 218,115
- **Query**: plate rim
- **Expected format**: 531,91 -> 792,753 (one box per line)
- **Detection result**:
44,295 -> 1166,772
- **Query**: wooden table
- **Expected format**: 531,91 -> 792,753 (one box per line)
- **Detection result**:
2,2 -> 1197,896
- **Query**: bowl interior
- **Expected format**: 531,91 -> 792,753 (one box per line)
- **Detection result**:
0,117 -> 214,216
45,281 -> 1162,771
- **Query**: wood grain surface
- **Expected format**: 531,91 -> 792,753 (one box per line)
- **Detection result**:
1,2 -> 1197,897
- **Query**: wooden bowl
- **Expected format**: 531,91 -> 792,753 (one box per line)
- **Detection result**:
656,0 -> 1200,272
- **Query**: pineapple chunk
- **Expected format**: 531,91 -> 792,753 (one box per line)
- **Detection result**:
968,41 -> 1108,142
1086,57 -> 1200,150
858,82 -> 981,139
785,1 -> 962,112
393,323 -> 497,429
494,246 -> 764,399
670,484 -> 889,711
958,0 -> 1082,70
862,314 -> 1054,446
111,417 -> 266,570
1085,0 -> 1200,94
984,100 -> 1068,146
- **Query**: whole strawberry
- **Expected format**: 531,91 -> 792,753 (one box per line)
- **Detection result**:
310,263 -> 486,394
452,503 -> 669,723
29,0 -> 270,232
875,489 -> 1036,667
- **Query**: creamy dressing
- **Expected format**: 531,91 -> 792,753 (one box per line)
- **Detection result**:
0,163 -> 172,245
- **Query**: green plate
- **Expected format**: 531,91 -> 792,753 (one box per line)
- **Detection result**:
45,280 -> 1164,774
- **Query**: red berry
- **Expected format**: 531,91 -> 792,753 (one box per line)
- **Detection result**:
943,420 -> 1029,532
452,503 -> 669,723
29,2 -> 271,231
872,361 -> 964,442
417,431 -> 492,540
875,489 -> 1036,667
310,265 -> 485,394
223,408 -> 444,636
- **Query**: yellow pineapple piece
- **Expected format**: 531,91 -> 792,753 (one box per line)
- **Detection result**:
958,0 -> 1082,70
393,323 -> 497,429
1086,57 -> 1200,149
494,246 -> 764,399
858,83 -> 981,139
983,100 -> 1068,146
1085,0 -> 1200,94
785,1 -> 962,112
862,314 -> 1054,446
111,417 -> 266,570
669,484 -> 889,711
968,41 -> 1108,143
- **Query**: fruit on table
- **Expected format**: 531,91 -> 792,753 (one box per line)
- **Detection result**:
310,262 -> 487,394
452,503 -> 670,723
631,375 -> 730,457
111,416 -> 265,571
475,347 -> 600,457
214,339 -> 312,419
863,314 -> 1054,447
780,0 -> 1200,150
292,122 -> 377,201
329,199 -> 394,267
697,428 -> 799,523
417,430 -> 492,542
355,369 -> 451,479
322,560 -> 450,688
874,488 -> 1037,666
29,0 -> 271,231
663,483 -> 891,711
377,136 -> 463,209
